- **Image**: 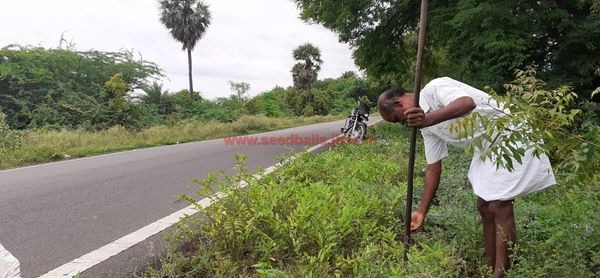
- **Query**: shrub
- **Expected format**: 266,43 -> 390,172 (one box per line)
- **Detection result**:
0,112 -> 21,152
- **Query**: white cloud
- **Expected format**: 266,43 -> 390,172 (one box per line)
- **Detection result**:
0,0 -> 359,99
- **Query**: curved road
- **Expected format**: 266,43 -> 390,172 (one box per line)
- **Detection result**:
0,117 -> 379,277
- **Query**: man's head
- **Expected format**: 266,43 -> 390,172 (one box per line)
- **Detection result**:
378,87 -> 415,125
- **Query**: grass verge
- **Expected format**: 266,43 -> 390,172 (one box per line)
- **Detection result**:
0,115 -> 341,170
145,122 -> 599,277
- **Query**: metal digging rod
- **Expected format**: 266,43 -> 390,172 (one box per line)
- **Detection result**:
404,0 -> 430,263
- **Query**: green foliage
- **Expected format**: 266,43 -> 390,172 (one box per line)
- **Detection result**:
147,119 -> 599,277
129,104 -> 164,127
282,88 -> 304,116
293,0 -> 442,89
140,81 -> 169,106
346,78 -> 382,106
420,145 -> 600,277
451,69 -> 586,172
291,43 -> 322,95
305,76 -> 366,116
294,0 -> 600,97
0,115 -> 340,169
104,73 -> 131,127
0,45 -> 161,129
159,0 -> 211,52
227,80 -> 251,116
159,0 -> 212,94
209,96 -> 241,122
146,124 -> 468,277
507,187 -> 600,277
137,89 -> 242,125
301,104 -> 314,117
228,80 -> 250,100
310,90 -> 332,115
0,44 -> 358,131
242,75 -> 363,118
594,0 -> 600,12
340,71 -> 357,79
0,111 -> 21,153
133,75 -> 361,126
244,88 -> 284,117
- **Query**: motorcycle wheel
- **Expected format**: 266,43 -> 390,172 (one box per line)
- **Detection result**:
347,123 -> 367,141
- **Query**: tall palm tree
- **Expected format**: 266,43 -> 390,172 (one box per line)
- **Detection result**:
159,0 -> 211,96
291,43 -> 322,96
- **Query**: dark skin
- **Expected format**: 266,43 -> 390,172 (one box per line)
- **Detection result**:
378,92 -> 516,278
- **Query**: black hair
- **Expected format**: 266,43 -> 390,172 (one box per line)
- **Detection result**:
379,87 -> 406,113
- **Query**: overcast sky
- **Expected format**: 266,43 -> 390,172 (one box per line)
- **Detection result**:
0,0 -> 360,99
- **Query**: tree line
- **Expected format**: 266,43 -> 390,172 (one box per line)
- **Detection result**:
294,0 -> 600,100
0,0 -> 377,132
0,44 -> 368,131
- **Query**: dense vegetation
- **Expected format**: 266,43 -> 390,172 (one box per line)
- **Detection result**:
0,44 -> 370,168
294,0 -> 600,99
145,119 -> 599,277
142,67 -> 600,276
0,45 -> 162,130
0,45 -> 365,132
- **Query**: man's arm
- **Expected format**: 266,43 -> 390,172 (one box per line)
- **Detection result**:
406,96 -> 476,128
411,160 -> 442,231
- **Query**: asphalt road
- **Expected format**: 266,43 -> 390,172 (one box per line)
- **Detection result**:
0,117 -> 379,278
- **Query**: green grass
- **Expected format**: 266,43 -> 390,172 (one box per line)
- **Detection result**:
144,123 -> 463,277
145,122 -> 599,277
0,115 -> 342,170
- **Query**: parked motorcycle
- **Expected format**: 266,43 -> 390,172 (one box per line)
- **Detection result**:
341,101 -> 370,142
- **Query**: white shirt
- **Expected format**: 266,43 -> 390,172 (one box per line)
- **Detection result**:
419,77 -> 506,164
418,77 -> 555,201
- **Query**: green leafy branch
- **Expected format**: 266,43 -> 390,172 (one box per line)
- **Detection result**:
451,68 -> 585,171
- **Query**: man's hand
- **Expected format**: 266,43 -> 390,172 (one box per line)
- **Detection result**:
410,211 -> 425,231
404,107 -> 429,128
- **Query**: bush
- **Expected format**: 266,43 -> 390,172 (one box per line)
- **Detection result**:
301,104 -> 314,117
0,112 -> 21,151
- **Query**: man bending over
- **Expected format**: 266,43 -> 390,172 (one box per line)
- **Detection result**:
378,77 -> 556,277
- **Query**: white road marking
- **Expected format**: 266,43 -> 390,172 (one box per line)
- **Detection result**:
38,118 -> 382,277
0,243 -> 21,278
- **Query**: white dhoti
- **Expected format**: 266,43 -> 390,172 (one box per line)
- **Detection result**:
468,147 -> 556,201
418,77 -> 557,201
